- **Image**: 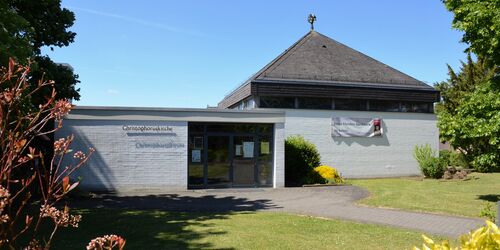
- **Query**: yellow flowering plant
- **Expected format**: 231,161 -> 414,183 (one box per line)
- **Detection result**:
313,165 -> 345,184
413,220 -> 500,250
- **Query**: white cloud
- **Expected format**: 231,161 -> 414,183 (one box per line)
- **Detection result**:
68,6 -> 205,37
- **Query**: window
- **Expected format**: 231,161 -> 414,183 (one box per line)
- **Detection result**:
368,100 -> 400,112
334,99 -> 367,111
401,102 -> 433,113
259,96 -> 295,109
298,97 -> 332,110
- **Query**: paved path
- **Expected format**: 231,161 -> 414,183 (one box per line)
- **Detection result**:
74,186 -> 484,238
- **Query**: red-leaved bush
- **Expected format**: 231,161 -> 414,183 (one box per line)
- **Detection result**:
0,59 -> 125,249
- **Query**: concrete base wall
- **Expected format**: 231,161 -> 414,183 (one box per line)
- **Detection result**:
284,110 -> 439,178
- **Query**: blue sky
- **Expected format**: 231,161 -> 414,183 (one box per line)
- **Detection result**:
45,1 -> 467,108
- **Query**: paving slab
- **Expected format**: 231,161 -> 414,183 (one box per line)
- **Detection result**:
73,186 -> 484,238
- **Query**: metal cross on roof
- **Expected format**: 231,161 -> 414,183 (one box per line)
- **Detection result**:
308,14 -> 316,30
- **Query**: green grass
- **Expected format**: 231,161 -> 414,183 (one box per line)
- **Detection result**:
351,173 -> 500,218
52,209 -> 446,250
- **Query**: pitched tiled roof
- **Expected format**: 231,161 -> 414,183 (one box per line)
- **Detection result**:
254,30 -> 430,87
219,30 -> 437,108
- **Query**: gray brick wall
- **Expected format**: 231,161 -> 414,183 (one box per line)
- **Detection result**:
285,110 -> 439,178
273,123 -> 285,187
56,120 -> 188,193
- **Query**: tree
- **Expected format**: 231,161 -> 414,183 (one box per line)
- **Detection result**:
436,55 -> 499,172
435,54 -> 495,114
437,73 -> 500,172
439,0 -> 500,172
444,0 -> 500,67
0,0 -> 80,105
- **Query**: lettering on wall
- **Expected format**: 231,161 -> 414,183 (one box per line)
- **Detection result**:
122,124 -> 185,150
331,117 -> 383,137
122,125 -> 174,133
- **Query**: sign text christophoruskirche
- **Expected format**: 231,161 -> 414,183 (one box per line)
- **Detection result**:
331,117 -> 383,137
122,125 -> 173,132
122,125 -> 185,149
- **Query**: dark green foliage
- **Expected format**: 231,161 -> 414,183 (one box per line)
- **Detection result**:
435,50 -> 500,172
0,1 -> 32,64
304,171 -> 326,185
12,0 -> 76,53
440,0 -> 500,172
285,136 -> 321,186
0,0 -> 80,105
435,54 -> 495,115
439,150 -> 469,169
29,56 -> 80,106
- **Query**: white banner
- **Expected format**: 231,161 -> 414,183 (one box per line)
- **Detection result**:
332,117 -> 383,137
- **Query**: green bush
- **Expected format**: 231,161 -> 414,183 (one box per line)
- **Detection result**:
285,136 -> 321,186
414,144 -> 445,178
439,150 -> 469,169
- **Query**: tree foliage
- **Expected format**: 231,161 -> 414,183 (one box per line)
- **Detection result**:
0,0 -> 80,105
444,0 -> 500,67
438,80 -> 500,172
439,0 -> 500,172
435,54 -> 495,114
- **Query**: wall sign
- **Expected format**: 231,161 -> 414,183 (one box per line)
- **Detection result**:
332,117 -> 383,137
122,125 -> 173,133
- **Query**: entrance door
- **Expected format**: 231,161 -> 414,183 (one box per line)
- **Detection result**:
232,136 -> 256,186
207,136 -> 231,187
188,123 -> 274,189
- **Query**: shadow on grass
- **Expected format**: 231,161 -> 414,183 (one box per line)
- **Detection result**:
52,194 -> 279,249
70,193 -> 280,212
477,194 -> 500,202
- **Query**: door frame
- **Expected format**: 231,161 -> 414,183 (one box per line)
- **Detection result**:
187,123 -> 274,189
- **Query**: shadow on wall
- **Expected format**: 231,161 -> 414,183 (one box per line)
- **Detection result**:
58,126 -> 117,193
332,121 -> 390,147
58,194 -> 280,249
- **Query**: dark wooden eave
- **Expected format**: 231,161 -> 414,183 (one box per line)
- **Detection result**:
252,81 -> 439,103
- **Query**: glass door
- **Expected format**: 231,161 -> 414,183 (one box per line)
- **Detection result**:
207,136 -> 231,187
232,136 -> 256,186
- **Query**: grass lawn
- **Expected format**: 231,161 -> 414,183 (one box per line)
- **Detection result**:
52,209 -> 446,250
351,173 -> 500,218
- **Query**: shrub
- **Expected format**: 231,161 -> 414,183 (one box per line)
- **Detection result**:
0,59 -> 125,249
439,150 -> 469,169
414,144 -> 445,178
479,202 -> 497,223
285,136 -> 321,186
314,165 -> 345,184
414,220 -> 500,249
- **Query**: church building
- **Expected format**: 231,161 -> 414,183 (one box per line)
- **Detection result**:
57,21 -> 439,192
